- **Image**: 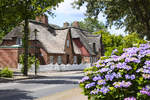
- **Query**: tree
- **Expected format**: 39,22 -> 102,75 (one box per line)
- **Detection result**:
78,17 -> 106,32
94,30 -> 146,56
123,32 -> 146,48
0,0 -> 22,41
73,0 -> 150,39
0,0 -> 63,76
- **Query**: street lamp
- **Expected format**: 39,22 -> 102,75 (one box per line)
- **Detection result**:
33,29 -> 39,75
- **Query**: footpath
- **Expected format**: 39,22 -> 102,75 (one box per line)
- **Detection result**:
36,87 -> 87,100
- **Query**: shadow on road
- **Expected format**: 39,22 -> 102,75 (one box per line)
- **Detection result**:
0,89 -> 35,100
17,76 -> 83,84
19,79 -> 79,84
39,75 -> 83,80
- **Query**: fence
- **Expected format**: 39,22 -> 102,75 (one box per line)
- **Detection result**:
18,63 -> 92,72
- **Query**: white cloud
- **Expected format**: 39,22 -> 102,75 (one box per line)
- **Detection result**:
54,0 -> 86,15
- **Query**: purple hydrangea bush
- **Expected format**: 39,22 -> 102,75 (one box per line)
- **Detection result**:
79,43 -> 150,100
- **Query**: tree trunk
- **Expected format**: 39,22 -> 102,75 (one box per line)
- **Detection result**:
146,20 -> 150,40
23,18 -> 29,76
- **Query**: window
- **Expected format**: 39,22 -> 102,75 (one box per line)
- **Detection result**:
67,40 -> 69,48
73,56 -> 77,64
57,56 -> 62,64
16,38 -> 22,45
93,57 -> 96,63
93,43 -> 96,52
67,55 -> 69,64
94,57 -> 97,62
90,57 -> 93,63
50,56 -> 53,64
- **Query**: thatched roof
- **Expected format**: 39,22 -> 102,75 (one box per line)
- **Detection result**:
3,20 -> 101,55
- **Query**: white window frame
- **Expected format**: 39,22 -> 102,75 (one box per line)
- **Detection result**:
67,40 -> 69,48
50,56 -> 54,64
73,56 -> 77,64
57,56 -> 62,64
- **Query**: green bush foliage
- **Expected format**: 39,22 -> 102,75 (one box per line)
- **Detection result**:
0,67 -> 13,78
94,31 -> 146,56
19,54 -> 40,74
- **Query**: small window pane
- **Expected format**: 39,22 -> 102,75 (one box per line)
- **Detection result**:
67,40 -> 69,48
74,56 -> 77,64
90,57 -> 93,63
50,56 -> 53,64
16,38 -> 22,45
57,56 -> 62,64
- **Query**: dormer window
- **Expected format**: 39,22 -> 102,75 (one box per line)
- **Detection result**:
16,38 -> 22,45
67,40 -> 69,48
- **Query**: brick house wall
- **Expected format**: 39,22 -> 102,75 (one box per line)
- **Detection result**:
0,38 -> 49,66
64,29 -> 75,64
47,29 -> 82,65
73,38 -> 90,56
1,39 -> 17,46
0,48 -> 19,68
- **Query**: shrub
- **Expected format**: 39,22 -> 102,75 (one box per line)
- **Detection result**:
0,67 -> 13,78
79,43 -> 150,100
19,54 -> 40,74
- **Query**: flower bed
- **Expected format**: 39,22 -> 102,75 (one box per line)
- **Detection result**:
79,43 -> 150,100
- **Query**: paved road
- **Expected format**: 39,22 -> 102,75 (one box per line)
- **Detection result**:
0,71 -> 83,100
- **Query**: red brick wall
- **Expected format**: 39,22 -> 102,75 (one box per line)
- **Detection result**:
39,48 -> 48,65
73,38 -> 90,56
64,29 -> 75,64
0,48 -> 18,68
1,40 -> 16,46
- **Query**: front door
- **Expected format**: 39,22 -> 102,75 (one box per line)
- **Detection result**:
67,55 -> 69,64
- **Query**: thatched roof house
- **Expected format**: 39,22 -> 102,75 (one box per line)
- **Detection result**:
0,15 -> 103,67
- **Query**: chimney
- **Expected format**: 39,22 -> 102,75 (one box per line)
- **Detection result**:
63,22 -> 69,28
72,21 -> 80,28
36,14 -> 48,25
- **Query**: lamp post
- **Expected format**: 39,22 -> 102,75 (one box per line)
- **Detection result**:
33,29 -> 39,75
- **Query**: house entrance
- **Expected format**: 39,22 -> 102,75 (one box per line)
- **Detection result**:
67,55 -> 69,64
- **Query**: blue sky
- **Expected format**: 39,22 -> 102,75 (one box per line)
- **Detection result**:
48,0 -> 126,35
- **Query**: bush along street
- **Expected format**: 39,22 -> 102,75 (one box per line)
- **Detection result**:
0,67 -> 13,78
79,43 -> 150,100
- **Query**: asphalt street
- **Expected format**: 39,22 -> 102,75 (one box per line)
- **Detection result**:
0,71 -> 83,100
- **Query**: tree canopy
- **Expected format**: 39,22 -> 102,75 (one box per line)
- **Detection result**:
73,0 -> 150,39
77,17 -> 106,32
0,0 -> 63,28
0,0 -> 63,75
